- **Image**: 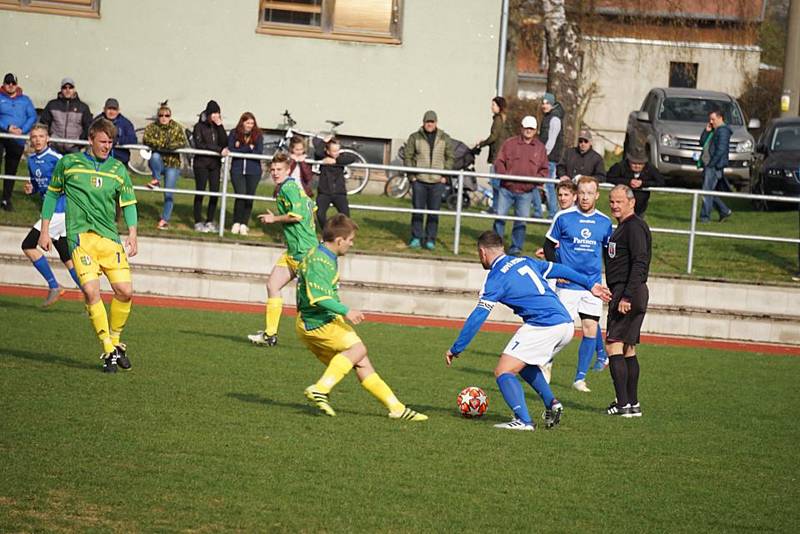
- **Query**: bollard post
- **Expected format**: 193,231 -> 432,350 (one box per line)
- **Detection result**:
219,154 -> 231,237
687,191 -> 699,273
453,173 -> 464,255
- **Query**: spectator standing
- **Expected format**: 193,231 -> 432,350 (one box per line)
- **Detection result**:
606,152 -> 664,217
698,109 -> 733,222
604,185 -> 652,418
143,102 -> 187,230
192,100 -> 229,233
288,136 -> 314,198
0,72 -> 36,211
475,96 -> 510,213
493,116 -> 549,256
539,92 -> 564,217
95,98 -> 136,167
557,129 -> 606,182
227,111 -> 264,235
313,137 -> 359,231
404,110 -> 454,250
40,77 -> 92,154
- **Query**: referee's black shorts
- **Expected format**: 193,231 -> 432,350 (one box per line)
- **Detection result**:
606,284 -> 649,345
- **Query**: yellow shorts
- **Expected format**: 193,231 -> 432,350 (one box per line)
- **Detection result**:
275,252 -> 300,274
71,232 -> 131,285
296,315 -> 362,365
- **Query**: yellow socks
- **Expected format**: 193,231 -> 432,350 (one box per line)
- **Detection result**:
109,297 -> 132,346
361,373 -> 404,414
86,301 -> 114,354
265,297 -> 283,336
313,354 -> 353,394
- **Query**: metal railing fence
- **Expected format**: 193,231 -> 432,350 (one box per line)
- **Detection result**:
1,132 -> 798,274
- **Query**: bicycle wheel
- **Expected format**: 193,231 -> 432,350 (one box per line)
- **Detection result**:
127,128 -> 151,176
341,149 -> 369,195
384,173 -> 410,198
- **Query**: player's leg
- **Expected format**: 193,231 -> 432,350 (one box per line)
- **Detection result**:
518,322 -> 573,428
54,236 -> 81,288
22,227 -> 65,306
353,355 -> 427,421
573,315 -> 599,391
592,324 -> 609,372
249,259 -> 294,346
100,237 -> 134,370
493,354 -> 535,430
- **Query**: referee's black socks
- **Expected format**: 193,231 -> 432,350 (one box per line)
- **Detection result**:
625,355 -> 640,406
608,354 -> 628,407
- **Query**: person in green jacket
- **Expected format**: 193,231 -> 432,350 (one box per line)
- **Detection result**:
403,110 -> 454,250
143,102 -> 187,230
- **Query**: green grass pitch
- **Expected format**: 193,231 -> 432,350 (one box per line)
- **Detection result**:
1,294 -> 798,532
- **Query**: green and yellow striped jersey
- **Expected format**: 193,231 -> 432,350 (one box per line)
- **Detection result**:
296,244 -> 347,330
276,179 -> 318,260
48,152 -> 136,246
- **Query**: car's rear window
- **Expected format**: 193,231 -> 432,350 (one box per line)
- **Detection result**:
657,98 -> 744,126
771,126 -> 800,152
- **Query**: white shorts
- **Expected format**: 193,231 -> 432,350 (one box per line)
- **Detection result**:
502,322 -> 574,367
556,287 -> 602,320
33,212 -> 67,239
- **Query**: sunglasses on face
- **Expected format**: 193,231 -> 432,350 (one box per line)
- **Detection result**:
578,139 -> 591,143
158,113 -> 171,118
61,85 -> 74,90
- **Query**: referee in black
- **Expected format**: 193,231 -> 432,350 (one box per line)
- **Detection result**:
604,184 -> 652,417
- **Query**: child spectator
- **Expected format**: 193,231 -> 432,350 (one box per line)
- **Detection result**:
313,137 -> 359,231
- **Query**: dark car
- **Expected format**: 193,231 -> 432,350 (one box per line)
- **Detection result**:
750,117 -> 800,210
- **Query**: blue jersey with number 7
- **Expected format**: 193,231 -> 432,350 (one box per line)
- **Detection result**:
450,254 -> 594,355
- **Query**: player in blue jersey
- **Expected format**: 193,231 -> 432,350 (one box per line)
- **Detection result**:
544,176 -> 613,392
20,124 -> 81,306
445,231 -> 611,431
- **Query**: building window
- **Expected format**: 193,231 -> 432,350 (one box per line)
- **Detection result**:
0,0 -> 100,18
669,62 -> 698,89
257,0 -> 402,44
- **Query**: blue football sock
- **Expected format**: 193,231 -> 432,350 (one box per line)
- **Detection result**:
68,267 -> 81,288
595,327 -> 607,360
575,336 -> 595,382
496,373 -> 531,424
32,256 -> 59,289
519,365 -> 555,409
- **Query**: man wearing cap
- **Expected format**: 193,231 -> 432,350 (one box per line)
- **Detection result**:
557,129 -> 606,182
41,77 -> 92,154
0,72 -> 36,211
492,116 -> 549,256
606,151 -> 664,217
539,92 -> 565,217
404,110 -> 454,250
95,98 -> 136,166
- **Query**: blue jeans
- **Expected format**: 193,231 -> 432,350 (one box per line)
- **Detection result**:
700,166 -> 730,221
149,152 -> 180,221
493,187 -> 534,254
489,165 -> 501,210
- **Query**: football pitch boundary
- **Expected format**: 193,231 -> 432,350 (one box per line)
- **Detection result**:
2,282 -> 798,357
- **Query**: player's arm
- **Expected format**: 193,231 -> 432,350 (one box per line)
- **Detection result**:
623,225 -> 650,299
541,261 -> 611,301
446,277 -> 501,365
258,210 -> 301,224
38,159 -> 66,251
304,259 -> 363,324
118,167 -> 139,257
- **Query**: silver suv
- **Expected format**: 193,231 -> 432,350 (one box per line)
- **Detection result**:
625,88 -> 760,187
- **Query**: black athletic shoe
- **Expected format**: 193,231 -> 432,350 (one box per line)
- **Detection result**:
629,403 -> 642,417
115,344 -> 131,370
543,400 -> 563,429
102,351 -> 118,373
606,401 -> 632,416
1,200 -> 13,212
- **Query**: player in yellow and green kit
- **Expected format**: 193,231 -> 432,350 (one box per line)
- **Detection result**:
38,118 -> 138,373
248,152 -> 319,346
298,214 -> 428,421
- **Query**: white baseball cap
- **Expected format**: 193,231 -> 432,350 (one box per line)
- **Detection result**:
521,116 -> 538,129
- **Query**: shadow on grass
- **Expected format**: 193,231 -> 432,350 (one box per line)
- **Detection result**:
179,329 -> 251,345
0,348 -> 98,371
227,391 -> 368,418
735,241 -> 797,273
361,216 -> 408,243
0,299 -> 82,314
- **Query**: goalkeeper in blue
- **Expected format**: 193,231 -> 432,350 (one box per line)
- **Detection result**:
445,231 -> 611,431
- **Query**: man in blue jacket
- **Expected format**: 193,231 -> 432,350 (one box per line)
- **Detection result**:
95,98 -> 137,166
0,72 -> 36,211
698,109 -> 733,222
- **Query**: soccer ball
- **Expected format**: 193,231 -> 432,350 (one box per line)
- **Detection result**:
457,386 -> 488,418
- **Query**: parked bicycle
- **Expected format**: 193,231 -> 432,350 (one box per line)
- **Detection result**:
266,110 -> 370,195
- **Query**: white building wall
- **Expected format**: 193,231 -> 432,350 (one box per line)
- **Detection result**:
0,0 -> 501,146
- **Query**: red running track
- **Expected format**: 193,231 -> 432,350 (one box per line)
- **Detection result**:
2,284 -> 798,356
